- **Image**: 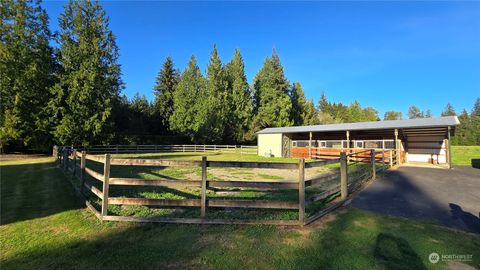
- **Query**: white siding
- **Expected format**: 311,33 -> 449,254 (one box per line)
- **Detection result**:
257,133 -> 283,157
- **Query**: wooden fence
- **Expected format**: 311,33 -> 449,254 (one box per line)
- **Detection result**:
53,144 -> 257,155
56,146 -> 397,226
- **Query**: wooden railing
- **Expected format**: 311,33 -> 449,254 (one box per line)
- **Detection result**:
54,144 -> 257,155
56,146 -> 391,226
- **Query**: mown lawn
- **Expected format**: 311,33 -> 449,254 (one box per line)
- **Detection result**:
1,157 -> 479,270
452,145 -> 480,166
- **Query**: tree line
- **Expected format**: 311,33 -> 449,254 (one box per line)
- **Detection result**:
1,0 -> 478,152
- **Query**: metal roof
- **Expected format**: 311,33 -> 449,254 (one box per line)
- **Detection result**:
257,116 -> 460,134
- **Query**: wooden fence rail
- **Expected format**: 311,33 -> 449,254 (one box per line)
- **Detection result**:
56,144 -> 258,155
56,145 -> 394,226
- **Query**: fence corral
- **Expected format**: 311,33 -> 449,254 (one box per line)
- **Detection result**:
56,144 -> 258,155
55,145 -> 399,226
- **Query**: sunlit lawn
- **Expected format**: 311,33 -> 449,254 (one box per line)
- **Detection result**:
1,157 -> 479,269
452,145 -> 480,166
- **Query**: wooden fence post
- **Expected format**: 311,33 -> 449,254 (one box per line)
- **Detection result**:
340,152 -> 348,200
63,148 -> 68,171
201,156 -> 207,218
101,154 -> 111,218
80,151 -> 86,195
298,158 -> 305,226
72,149 -> 77,176
371,149 -> 376,180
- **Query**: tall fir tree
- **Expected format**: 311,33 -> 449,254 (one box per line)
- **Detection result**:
471,97 -> 480,117
201,44 -> 228,142
441,103 -> 456,116
169,55 -> 206,142
224,48 -> 252,143
49,0 -> 122,146
303,100 -> 318,125
153,56 -> 179,131
289,81 -> 307,126
252,49 -> 293,130
0,0 -> 56,151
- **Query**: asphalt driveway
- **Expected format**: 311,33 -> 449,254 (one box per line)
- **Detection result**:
351,165 -> 480,233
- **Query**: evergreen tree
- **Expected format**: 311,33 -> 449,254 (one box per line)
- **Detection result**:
303,100 -> 318,125
471,97 -> 480,117
408,105 -> 424,119
384,111 -> 402,120
318,92 -> 330,114
169,55 -> 206,142
153,56 -> 179,130
201,44 -> 228,142
424,109 -> 432,118
128,93 -> 152,134
441,103 -> 456,116
290,81 -> 308,125
49,0 -> 122,146
224,48 -> 252,143
0,0 -> 56,151
252,49 -> 293,130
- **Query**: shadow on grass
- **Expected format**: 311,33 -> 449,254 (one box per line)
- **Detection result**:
1,222 -> 208,269
374,233 -> 427,270
0,161 -> 82,225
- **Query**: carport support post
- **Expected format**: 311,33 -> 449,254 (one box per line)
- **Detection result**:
371,149 -> 376,180
340,152 -> 348,200
308,132 -> 312,159
394,129 -> 400,165
298,158 -> 305,226
101,154 -> 111,218
447,126 -> 452,169
201,156 -> 207,218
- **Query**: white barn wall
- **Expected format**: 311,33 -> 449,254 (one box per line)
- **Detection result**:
257,133 -> 283,157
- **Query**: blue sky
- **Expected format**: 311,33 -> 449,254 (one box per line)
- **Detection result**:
41,1 -> 480,118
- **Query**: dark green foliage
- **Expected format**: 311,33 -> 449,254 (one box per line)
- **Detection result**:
384,111 -> 402,120
49,0 -> 123,146
0,0 -> 56,151
153,56 -> 179,130
316,92 -> 379,123
169,55 -> 207,142
224,49 -> 252,143
472,97 -> 480,117
201,44 -> 229,142
290,82 -> 317,126
252,49 -> 293,131
451,99 -> 480,146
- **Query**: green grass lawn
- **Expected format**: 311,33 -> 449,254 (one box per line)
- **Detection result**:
452,145 -> 480,166
1,157 -> 479,269
75,152 -> 372,220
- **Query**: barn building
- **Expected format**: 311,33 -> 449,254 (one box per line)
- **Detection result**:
257,116 -> 460,168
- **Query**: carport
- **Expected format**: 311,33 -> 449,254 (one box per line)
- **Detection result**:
257,116 -> 460,168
